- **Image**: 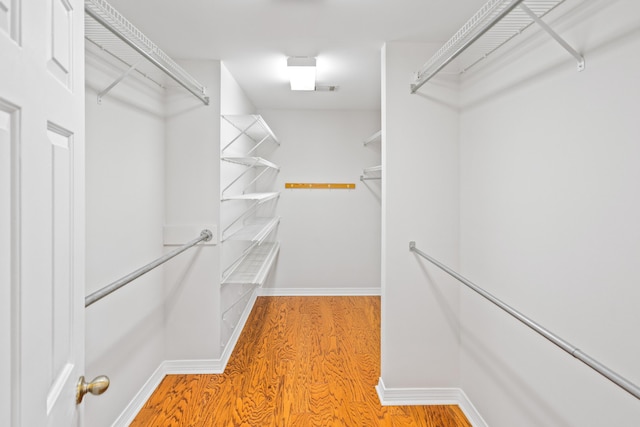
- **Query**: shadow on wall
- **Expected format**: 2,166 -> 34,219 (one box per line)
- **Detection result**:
360,179 -> 381,204
459,0 -> 640,111
413,77 -> 461,113
164,247 -> 206,313
413,254 -> 460,337
460,322 -> 574,427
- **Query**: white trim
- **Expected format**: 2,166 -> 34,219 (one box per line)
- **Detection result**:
258,287 -> 381,296
163,359 -> 225,375
112,360 -> 227,427
219,288 -> 259,368
457,389 -> 489,427
111,363 -> 167,427
375,378 -> 488,427
112,290 -> 260,425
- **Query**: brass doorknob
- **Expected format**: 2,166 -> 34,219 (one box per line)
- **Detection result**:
76,375 -> 110,404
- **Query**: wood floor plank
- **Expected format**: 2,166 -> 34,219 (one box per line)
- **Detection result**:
131,296 -> 472,427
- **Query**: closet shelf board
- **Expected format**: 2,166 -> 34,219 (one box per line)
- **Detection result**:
221,192 -> 280,203
222,242 -> 280,286
413,0 -> 571,91
363,165 -> 382,174
221,157 -> 280,170
84,0 -> 209,105
224,217 -> 281,243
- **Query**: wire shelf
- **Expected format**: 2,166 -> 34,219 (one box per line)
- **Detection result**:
363,165 -> 382,174
221,157 -> 280,170
361,165 -> 382,181
223,217 -> 281,243
363,130 -> 382,146
221,115 -> 280,153
412,0 -> 569,91
222,242 -> 280,286
221,192 -> 280,203
84,0 -> 209,105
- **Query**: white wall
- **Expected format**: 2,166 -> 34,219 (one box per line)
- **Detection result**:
164,60 -> 222,361
258,108 -> 381,293
459,0 -> 640,425
381,42 -> 461,389
84,53 -> 166,427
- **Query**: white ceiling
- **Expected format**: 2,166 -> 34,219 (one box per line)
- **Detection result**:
105,0 -> 488,110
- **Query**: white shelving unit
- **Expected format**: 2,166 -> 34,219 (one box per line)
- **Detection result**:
411,0 -> 584,93
223,217 -> 281,243
221,192 -> 280,203
361,165 -> 382,181
221,157 -> 279,168
222,114 -> 280,154
84,0 -> 209,105
362,129 -> 382,181
222,242 -> 280,286
221,157 -> 279,196
220,114 -> 280,351
363,130 -> 382,146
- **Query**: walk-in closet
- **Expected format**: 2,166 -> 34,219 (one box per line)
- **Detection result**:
1,0 -> 639,425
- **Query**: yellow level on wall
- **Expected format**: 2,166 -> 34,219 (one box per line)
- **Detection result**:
285,183 -> 356,190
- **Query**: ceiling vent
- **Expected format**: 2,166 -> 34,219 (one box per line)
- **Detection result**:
315,85 -> 339,92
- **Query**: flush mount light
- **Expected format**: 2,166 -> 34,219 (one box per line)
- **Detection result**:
287,56 -> 316,91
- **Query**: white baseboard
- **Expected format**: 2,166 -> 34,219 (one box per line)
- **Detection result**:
111,363 -> 167,427
162,358 -> 225,374
112,291 -> 259,426
258,287 -> 381,296
375,378 -> 488,427
219,288 -> 259,368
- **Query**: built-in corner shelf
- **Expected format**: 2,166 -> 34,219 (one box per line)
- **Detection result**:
222,242 -> 280,286
221,114 -> 280,154
411,0 -> 584,93
364,130 -> 381,146
84,0 -> 209,105
361,165 -> 382,181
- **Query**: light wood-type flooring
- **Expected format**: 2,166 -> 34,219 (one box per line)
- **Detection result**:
131,296 -> 471,426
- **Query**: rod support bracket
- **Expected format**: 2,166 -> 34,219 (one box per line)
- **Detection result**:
201,229 -> 213,242
518,3 -> 585,73
409,241 -> 416,251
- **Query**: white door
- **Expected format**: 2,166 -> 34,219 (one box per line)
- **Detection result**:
0,0 -> 87,426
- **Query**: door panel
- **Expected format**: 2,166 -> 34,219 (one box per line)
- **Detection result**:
47,123 -> 77,420
0,0 -> 19,42
0,1 -> 85,426
49,0 -> 73,87
0,101 -> 19,427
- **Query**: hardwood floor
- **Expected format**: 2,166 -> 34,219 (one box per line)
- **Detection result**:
131,296 -> 471,426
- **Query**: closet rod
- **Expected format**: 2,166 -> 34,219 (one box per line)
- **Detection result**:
85,0 -> 210,105
85,230 -> 213,307
409,241 -> 640,401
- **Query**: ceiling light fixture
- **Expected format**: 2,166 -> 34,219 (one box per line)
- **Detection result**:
287,56 -> 316,91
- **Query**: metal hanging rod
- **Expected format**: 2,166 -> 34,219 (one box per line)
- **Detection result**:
85,230 -> 213,307
85,0 -> 210,105
409,241 -> 640,401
